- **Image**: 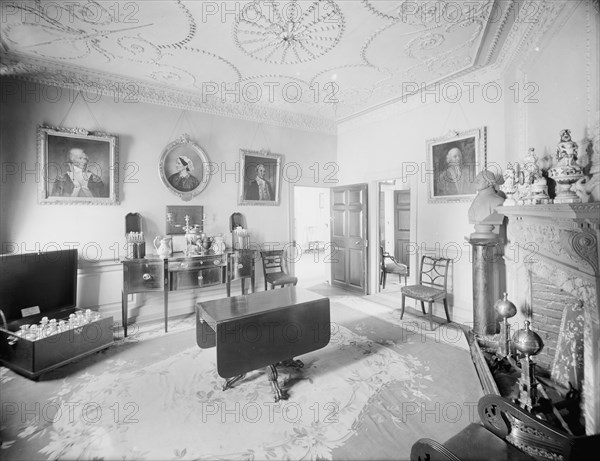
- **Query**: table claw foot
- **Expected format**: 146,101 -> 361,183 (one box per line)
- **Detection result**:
267,364 -> 289,401
223,374 -> 245,391
279,358 -> 304,369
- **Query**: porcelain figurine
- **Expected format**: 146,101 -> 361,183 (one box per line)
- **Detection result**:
549,129 -> 583,203
500,163 -> 519,206
521,148 -> 551,204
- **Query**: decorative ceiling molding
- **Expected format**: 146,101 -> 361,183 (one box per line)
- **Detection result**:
0,53 -> 336,134
338,0 -> 577,130
233,0 -> 345,64
337,64 -> 504,133
477,0 -> 516,66
0,0 -> 538,127
494,0 -> 572,75
338,0 -> 513,124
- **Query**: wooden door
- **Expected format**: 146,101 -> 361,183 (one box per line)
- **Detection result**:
330,184 -> 368,293
394,190 -> 410,270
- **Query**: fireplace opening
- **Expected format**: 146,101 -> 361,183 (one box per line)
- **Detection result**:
475,342 -> 585,436
471,275 -> 586,436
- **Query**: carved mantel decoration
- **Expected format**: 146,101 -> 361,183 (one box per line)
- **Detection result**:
499,203 -> 600,435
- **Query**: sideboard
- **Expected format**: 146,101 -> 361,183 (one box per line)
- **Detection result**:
121,249 -> 256,337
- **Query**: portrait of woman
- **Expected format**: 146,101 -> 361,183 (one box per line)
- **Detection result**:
159,134 -> 210,201
168,155 -> 200,192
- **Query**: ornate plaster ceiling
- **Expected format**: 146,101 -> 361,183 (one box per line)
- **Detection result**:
0,0 -> 516,130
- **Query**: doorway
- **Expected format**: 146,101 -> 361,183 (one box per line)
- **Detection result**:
378,180 -> 412,293
292,185 -> 331,289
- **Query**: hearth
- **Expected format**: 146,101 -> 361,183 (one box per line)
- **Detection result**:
469,331 -> 585,436
485,204 -> 599,435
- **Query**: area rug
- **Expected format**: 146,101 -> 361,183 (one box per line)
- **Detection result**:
0,295 -> 484,461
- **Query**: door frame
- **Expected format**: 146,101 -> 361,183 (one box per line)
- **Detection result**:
375,177 -> 418,292
289,184 -> 332,285
329,183 -> 369,294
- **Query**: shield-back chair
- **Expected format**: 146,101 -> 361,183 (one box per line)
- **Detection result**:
400,255 -> 451,329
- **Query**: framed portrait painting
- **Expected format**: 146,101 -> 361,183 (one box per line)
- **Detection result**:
426,127 -> 487,203
159,134 -> 210,201
238,149 -> 282,206
38,126 -> 118,205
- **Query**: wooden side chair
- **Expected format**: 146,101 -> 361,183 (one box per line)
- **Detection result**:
400,255 -> 451,329
260,249 -> 298,290
380,246 -> 408,288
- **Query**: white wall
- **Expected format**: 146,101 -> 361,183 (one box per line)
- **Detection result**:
337,86 -> 506,324
504,2 -> 598,166
0,79 -> 336,321
336,0 -> 598,326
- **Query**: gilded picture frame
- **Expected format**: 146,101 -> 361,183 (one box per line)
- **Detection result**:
426,127 -> 487,203
238,149 -> 282,206
159,134 -> 210,201
38,125 -> 119,205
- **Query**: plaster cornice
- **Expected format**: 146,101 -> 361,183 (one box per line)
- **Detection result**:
337,0 -> 580,131
0,53 -> 336,134
494,0 -> 574,74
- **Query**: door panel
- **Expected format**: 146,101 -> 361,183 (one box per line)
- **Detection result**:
348,189 -> 363,205
330,183 -> 368,294
332,190 -> 346,205
331,250 -> 346,283
394,190 -> 411,269
348,210 -> 363,238
332,210 -> 345,236
348,248 -> 363,287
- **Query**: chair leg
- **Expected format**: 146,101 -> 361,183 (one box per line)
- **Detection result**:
264,280 -> 268,291
443,298 -> 451,322
420,301 -> 426,315
428,301 -> 433,330
400,294 -> 406,319
382,272 -> 386,289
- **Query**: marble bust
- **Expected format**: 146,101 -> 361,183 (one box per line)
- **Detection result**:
468,170 -> 506,239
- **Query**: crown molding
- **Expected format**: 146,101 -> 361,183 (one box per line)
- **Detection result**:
0,53 -> 336,134
337,63 -> 504,132
337,0 -> 583,131
494,0 -> 574,75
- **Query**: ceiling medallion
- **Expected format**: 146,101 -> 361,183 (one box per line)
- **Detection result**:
234,0 -> 344,64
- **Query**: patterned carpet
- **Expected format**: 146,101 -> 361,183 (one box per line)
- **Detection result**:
0,295 -> 483,460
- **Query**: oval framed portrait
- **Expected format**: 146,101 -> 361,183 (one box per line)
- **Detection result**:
159,134 -> 210,201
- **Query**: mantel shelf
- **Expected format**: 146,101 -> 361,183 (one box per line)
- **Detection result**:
497,203 -> 600,226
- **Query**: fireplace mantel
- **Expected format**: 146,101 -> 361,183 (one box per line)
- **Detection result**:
498,203 -> 600,435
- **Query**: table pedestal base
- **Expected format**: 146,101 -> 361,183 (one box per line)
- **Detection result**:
222,358 -> 304,401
